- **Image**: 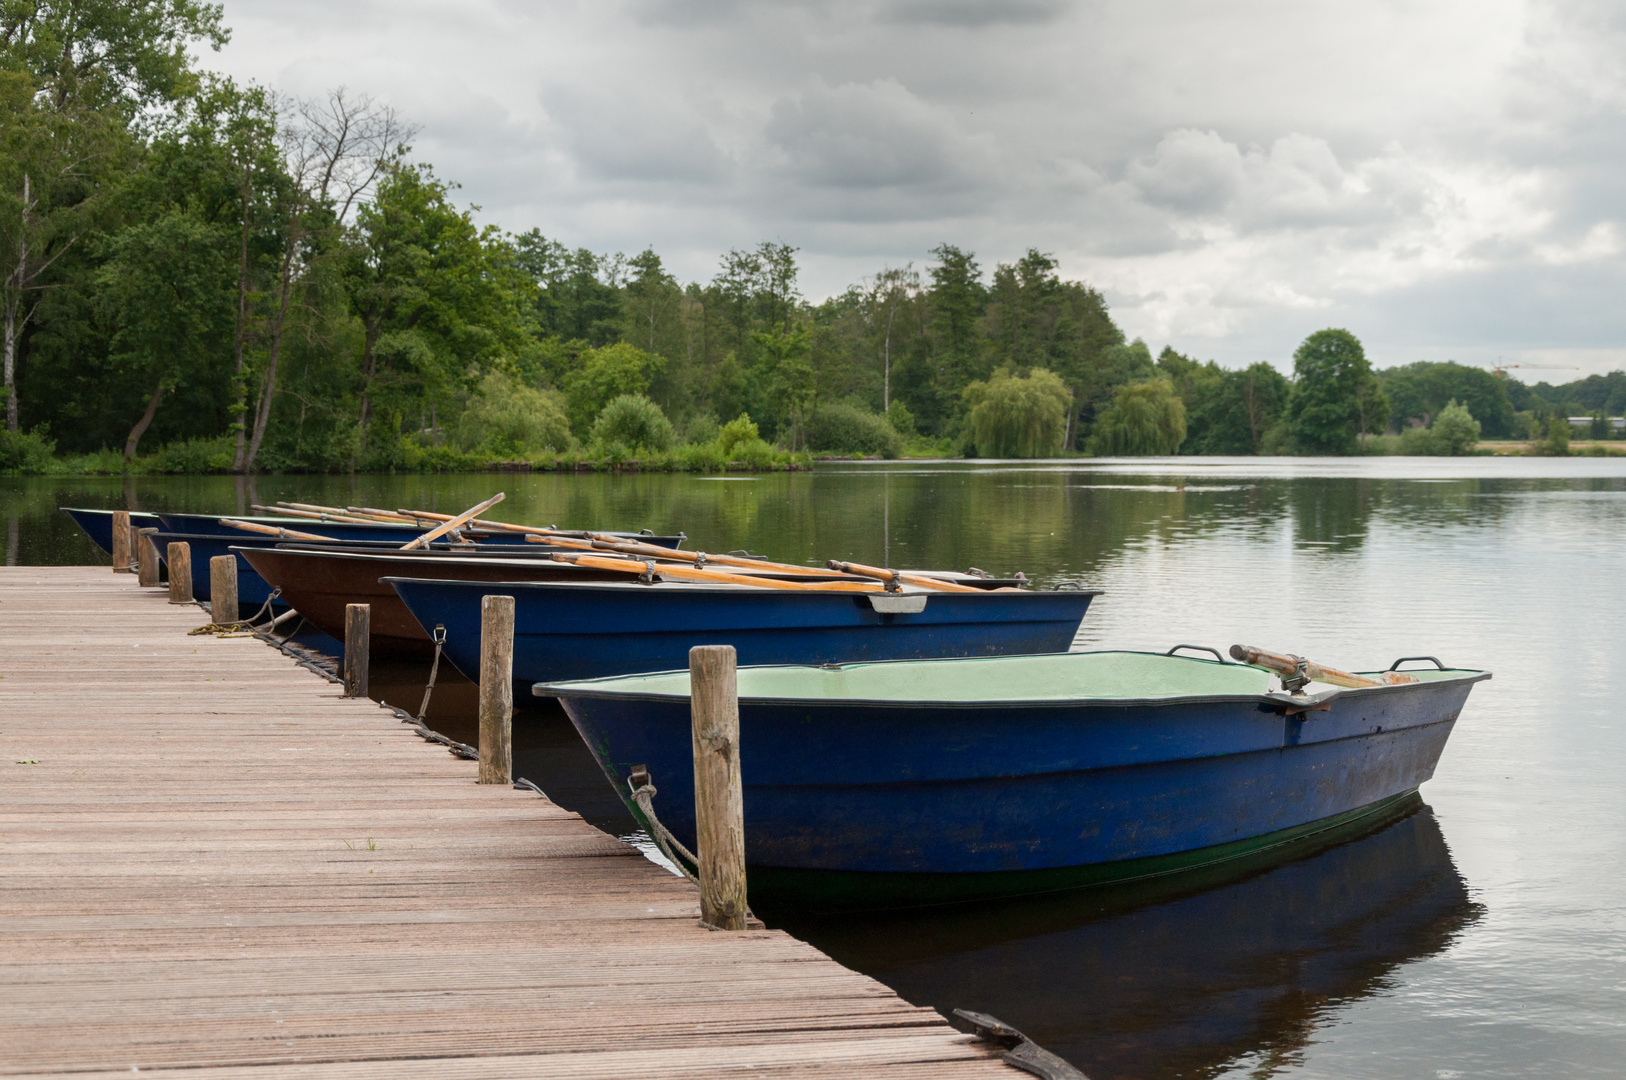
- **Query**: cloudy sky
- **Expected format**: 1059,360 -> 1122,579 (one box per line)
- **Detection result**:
207,0 -> 1626,376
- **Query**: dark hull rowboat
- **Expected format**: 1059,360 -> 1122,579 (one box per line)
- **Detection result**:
62,508 -> 162,555
158,512 -> 684,548
242,546 -> 1031,657
388,576 -> 1097,685
541,650 -> 1489,907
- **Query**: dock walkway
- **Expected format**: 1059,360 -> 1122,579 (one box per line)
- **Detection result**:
0,566 -> 1012,1078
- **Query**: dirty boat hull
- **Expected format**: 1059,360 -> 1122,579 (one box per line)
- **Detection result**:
545,653 -> 1486,906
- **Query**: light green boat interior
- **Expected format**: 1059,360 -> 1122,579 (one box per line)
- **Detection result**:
540,650 -> 1478,705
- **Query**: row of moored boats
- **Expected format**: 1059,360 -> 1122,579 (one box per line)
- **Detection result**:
67,500 -> 1489,908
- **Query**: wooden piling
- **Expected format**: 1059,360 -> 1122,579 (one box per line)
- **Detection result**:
209,555 -> 238,625
111,511 -> 131,572
136,528 -> 160,587
690,644 -> 748,930
166,542 -> 192,604
478,594 -> 514,785
342,603 -> 370,698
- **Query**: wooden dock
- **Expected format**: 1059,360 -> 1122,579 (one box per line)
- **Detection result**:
0,567 -> 1014,1078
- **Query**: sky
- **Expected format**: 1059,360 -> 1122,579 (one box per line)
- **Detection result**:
205,0 -> 1626,378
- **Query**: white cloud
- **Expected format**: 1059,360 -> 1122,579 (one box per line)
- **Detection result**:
206,0 -> 1626,375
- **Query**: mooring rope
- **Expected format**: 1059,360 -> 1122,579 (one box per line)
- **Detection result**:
626,776 -> 701,886
189,587 -> 285,638
415,624 -> 447,722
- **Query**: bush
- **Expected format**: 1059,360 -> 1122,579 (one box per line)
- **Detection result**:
1398,426 -> 1440,455
962,368 -> 1071,457
1431,400 -> 1481,455
807,402 -> 902,457
0,426 -> 57,474
717,413 -> 760,458
680,413 -> 720,446
1541,413 -> 1570,456
1088,380 -> 1188,456
143,436 -> 234,474
457,373 -> 573,455
590,394 -> 676,454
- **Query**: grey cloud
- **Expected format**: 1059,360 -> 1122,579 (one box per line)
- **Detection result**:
878,0 -> 1072,27
764,80 -> 971,190
542,86 -> 731,185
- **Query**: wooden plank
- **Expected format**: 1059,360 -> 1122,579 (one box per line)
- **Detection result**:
0,567 -> 1013,1079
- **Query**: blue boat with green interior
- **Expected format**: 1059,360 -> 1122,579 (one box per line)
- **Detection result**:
388,577 -> 1097,687
61,508 -> 162,555
539,649 -> 1489,908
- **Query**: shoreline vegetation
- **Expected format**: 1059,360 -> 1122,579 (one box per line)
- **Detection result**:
5,8 -> 1626,479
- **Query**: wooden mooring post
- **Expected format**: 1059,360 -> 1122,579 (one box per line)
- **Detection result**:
478,594 -> 514,785
209,556 -> 238,625
166,542 -> 192,604
690,644 -> 748,930
111,511 -> 131,572
342,603 -> 370,698
137,528 -> 161,587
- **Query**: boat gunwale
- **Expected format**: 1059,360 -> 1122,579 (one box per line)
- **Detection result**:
535,650 -> 1491,709
381,573 -> 1102,598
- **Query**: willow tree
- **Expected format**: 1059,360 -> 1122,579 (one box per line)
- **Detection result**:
963,367 -> 1071,457
1088,379 -> 1187,456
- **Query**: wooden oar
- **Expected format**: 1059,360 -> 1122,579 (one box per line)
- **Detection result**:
253,504 -> 384,525
398,509 -> 579,537
574,536 -> 837,577
825,559 -> 990,594
551,552 -> 884,592
401,493 -> 507,550
344,505 -> 427,524
1228,645 -> 1418,688
218,518 -> 330,542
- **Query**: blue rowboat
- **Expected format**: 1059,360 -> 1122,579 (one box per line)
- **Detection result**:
157,512 -> 685,549
154,532 -> 294,614
387,577 -> 1097,685
61,508 -> 162,555
540,650 -> 1489,907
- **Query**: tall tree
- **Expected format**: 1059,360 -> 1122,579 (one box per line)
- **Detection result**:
1286,328 -> 1387,454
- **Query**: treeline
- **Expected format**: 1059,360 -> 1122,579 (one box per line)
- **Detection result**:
3,4 -> 1620,477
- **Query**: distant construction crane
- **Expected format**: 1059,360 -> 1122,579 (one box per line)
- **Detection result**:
1488,358 -> 1580,380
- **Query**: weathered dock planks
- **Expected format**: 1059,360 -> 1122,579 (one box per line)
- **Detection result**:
0,567 -> 1013,1078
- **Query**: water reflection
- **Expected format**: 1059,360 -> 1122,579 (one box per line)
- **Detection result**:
772,802 -> 1480,1080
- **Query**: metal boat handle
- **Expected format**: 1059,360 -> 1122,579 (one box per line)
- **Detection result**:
1387,655 -> 1446,671
1167,644 -> 1227,663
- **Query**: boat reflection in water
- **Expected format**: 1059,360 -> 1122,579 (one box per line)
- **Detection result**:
766,798 -> 1480,1080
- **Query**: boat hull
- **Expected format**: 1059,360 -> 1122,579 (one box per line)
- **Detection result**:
549,658 -> 1484,904
62,508 -> 162,556
240,547 -> 649,654
155,532 -> 290,614
389,578 -> 1095,684
158,512 -> 683,548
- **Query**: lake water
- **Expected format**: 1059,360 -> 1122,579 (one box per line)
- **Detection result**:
6,457 -> 1625,1079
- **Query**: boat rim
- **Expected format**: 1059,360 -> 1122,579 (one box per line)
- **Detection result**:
535,648 -> 1491,709
380,573 -> 1101,597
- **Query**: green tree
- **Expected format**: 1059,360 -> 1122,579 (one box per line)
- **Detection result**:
1286,329 -> 1387,454
564,341 -> 665,436
1088,379 -> 1187,455
96,207 -> 234,461
589,393 -> 675,454
1379,361 -> 1514,437
962,367 -> 1071,458
456,371 -> 570,455
1431,399 -> 1481,455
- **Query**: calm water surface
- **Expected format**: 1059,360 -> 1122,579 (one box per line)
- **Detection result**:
5,457 -> 1624,1079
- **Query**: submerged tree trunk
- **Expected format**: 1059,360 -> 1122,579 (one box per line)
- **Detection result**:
124,380 -> 165,463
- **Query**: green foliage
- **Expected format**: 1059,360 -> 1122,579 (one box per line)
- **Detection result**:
1286,329 -> 1387,455
1379,362 -> 1514,437
456,373 -> 572,455
1431,400 -> 1481,455
1088,380 -> 1188,456
963,367 -> 1071,458
1542,413 -> 1571,456
717,414 -> 760,457
589,394 -> 676,455
1169,354 -> 1291,455
0,426 -> 56,474
564,342 -> 665,436
807,403 -> 902,457
143,436 -> 234,473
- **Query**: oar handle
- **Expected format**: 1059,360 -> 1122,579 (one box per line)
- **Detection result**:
826,559 -> 986,594
218,518 -> 330,542
1228,645 -> 1415,688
